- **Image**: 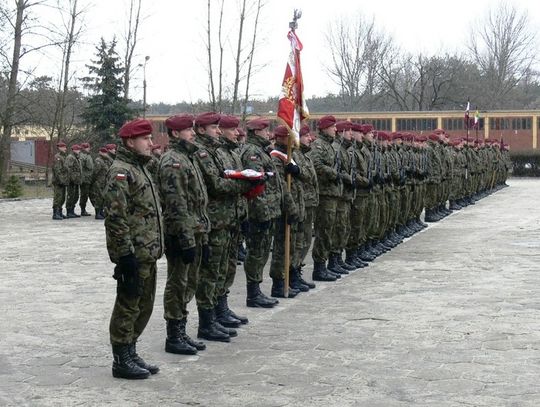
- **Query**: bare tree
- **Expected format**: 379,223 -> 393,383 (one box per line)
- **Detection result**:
231,0 -> 246,114
123,0 -> 142,101
468,1 -> 537,108
206,0 -> 216,110
242,0 -> 263,121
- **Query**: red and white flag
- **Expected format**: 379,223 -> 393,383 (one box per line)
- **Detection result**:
277,30 -> 309,146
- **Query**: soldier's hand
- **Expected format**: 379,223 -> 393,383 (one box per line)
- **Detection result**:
115,254 -> 142,298
286,214 -> 299,225
249,176 -> 266,186
202,244 -> 211,265
285,162 -> 301,176
240,220 -> 250,235
180,247 -> 196,264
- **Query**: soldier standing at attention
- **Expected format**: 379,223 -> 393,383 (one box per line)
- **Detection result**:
240,118 -> 282,308
158,114 -> 211,353
79,142 -> 94,216
90,147 -> 110,220
52,141 -> 69,220
65,144 -> 82,218
106,143 -> 117,160
310,115 -> 341,282
103,118 -> 163,380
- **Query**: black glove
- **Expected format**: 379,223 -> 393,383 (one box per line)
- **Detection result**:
164,235 -> 182,258
240,220 -> 250,235
113,253 -> 141,298
285,162 -> 301,176
202,244 -> 211,265
180,247 -> 196,264
286,214 -> 299,225
252,220 -> 271,232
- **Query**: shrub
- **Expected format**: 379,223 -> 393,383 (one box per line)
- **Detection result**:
3,175 -> 23,198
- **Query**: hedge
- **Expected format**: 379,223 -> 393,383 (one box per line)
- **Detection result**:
511,150 -> 540,177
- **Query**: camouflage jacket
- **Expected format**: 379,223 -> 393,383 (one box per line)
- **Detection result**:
103,146 -> 164,264
52,151 -> 69,186
146,155 -> 160,182
80,151 -> 94,184
271,144 -> 304,222
426,141 -> 442,183
296,143 -> 319,208
333,137 -> 354,201
93,154 -> 111,188
65,153 -> 82,185
216,137 -> 249,225
194,134 -> 250,230
309,132 -> 342,198
240,134 -> 283,223
348,141 -> 370,196
158,137 -> 210,249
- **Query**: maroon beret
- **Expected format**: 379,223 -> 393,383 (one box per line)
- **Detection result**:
336,121 -> 353,132
99,147 -> 108,153
237,128 -> 246,137
359,123 -> 373,134
119,118 -> 153,139
57,141 -> 67,148
428,133 -> 439,141
105,143 -> 117,151
273,125 -> 289,138
80,142 -> 90,149
71,144 -> 81,151
218,115 -> 240,129
151,144 -> 162,151
246,118 -> 270,130
433,128 -> 446,135
317,115 -> 336,130
300,125 -> 311,137
392,132 -> 403,140
416,135 -> 427,142
351,123 -> 363,132
195,112 -> 220,127
377,131 -> 389,141
166,114 -> 194,131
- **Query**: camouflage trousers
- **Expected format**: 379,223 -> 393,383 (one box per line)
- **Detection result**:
366,191 -> 381,241
163,234 -> 202,320
398,186 -> 412,226
110,262 -> 157,345
244,219 -> 276,284
426,182 -> 439,209
270,217 -> 298,280
312,197 -> 338,263
52,184 -> 66,209
66,183 -> 80,209
196,228 -> 230,310
331,199 -> 351,254
79,183 -> 92,209
218,226 -> 241,298
293,206 -> 315,269
90,182 -> 104,212
347,194 -> 369,250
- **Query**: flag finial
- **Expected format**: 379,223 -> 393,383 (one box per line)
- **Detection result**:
289,9 -> 302,31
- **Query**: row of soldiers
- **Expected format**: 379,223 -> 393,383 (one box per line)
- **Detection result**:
100,114 -> 510,380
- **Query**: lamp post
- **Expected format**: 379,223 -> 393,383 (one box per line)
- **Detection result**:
143,55 -> 150,118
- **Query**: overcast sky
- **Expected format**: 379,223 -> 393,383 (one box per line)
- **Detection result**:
21,0 -> 540,105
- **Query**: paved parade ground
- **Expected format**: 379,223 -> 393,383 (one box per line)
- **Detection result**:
1,178 -> 539,406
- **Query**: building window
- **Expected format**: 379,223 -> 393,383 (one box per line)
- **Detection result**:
397,118 -> 436,131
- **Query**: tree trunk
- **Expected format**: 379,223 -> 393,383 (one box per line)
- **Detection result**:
242,0 -> 262,122
231,0 -> 246,114
206,0 -> 216,111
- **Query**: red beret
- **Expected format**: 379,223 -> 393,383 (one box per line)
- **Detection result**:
166,114 -> 194,131
195,112 -> 220,127
71,144 -> 81,151
99,147 -> 108,153
80,142 -> 90,149
300,125 -> 310,136
237,128 -> 246,137
219,115 -> 240,129
428,133 -> 439,141
106,143 -> 117,151
416,135 -> 427,142
57,141 -> 66,147
377,131 -> 389,141
119,118 -> 153,139
351,123 -> 363,132
246,118 -> 270,130
392,132 -> 403,140
273,125 -> 289,138
151,144 -> 162,151
433,128 -> 446,135
317,115 -> 336,130
336,121 -> 353,132
359,123 -> 373,134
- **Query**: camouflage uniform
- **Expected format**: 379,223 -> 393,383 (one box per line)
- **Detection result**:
65,153 -> 82,213
194,134 -> 250,311
90,154 -> 113,215
147,155 -> 160,182
52,150 -> 69,213
240,134 -> 283,284
79,150 -> 94,213
104,145 -> 164,346
158,137 -> 210,322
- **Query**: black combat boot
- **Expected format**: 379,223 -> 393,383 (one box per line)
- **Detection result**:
212,310 -> 237,337
424,208 -> 436,222
180,318 -> 206,351
344,249 -> 360,270
353,249 -> 368,268
246,282 -> 277,308
66,208 -> 80,218
197,308 -> 230,342
290,267 -> 310,292
215,295 -> 241,328
312,261 -> 337,282
271,278 -> 300,298
328,254 -> 349,275
60,208 -> 67,219
128,342 -> 159,374
52,208 -> 63,220
358,244 -> 375,262
337,252 -> 356,271
222,292 -> 248,324
112,344 -> 150,379
165,319 -> 197,355
95,208 -> 105,220
297,266 -> 316,289
80,205 -> 91,216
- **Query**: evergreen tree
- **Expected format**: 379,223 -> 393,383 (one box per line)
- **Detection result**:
82,38 -> 135,142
